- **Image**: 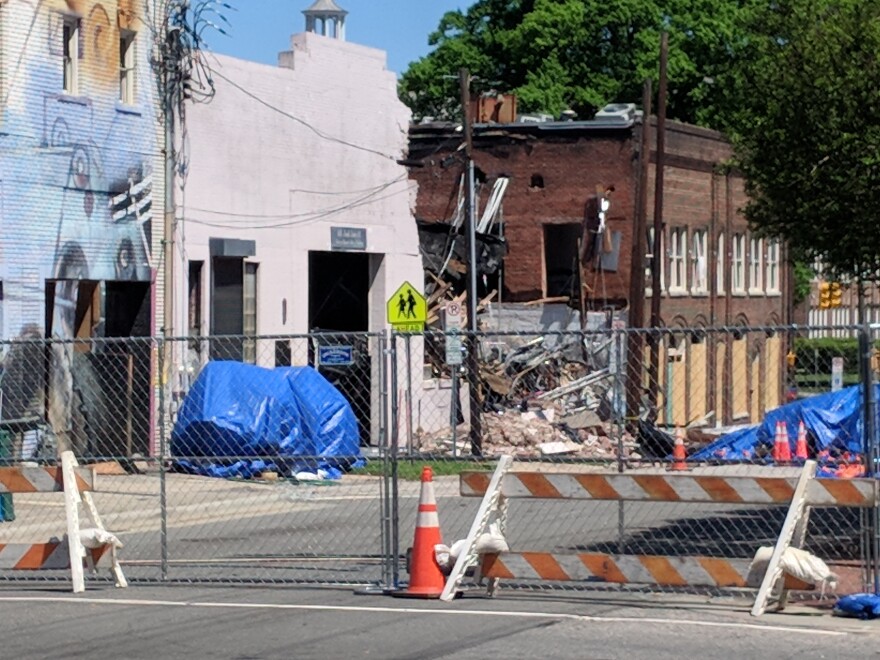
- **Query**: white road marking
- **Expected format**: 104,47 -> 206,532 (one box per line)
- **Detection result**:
0,596 -> 847,636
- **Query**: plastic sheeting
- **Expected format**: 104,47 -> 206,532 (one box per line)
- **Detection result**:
171,362 -> 362,479
690,385 -> 870,463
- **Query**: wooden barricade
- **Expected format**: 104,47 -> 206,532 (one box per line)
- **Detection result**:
0,451 -> 127,592
441,456 -> 879,616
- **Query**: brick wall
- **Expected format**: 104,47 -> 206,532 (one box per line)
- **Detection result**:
410,120 -> 787,328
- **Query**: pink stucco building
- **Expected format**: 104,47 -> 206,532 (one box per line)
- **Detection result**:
177,2 -> 423,443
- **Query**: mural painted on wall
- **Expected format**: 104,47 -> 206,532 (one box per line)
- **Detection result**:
0,1 -> 157,457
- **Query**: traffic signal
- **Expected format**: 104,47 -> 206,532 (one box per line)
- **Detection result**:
829,281 -> 843,308
818,281 -> 831,309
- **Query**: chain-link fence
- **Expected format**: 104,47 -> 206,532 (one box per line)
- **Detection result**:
0,332 -> 392,587
390,323 -> 880,600
0,325 -> 877,599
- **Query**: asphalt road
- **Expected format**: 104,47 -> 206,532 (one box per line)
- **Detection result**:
0,585 -> 876,659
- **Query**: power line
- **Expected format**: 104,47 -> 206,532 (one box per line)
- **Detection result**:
211,67 -> 399,161
185,183 -> 412,230
186,175 -> 408,219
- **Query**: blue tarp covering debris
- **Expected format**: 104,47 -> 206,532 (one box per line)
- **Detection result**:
690,385 -> 871,466
171,362 -> 363,479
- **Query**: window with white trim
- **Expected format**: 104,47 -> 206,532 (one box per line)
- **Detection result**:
646,226 -> 665,294
749,237 -> 764,293
668,227 -> 687,291
691,229 -> 708,293
716,233 -> 725,294
732,233 -> 745,292
766,239 -> 780,293
62,17 -> 79,94
119,31 -> 136,104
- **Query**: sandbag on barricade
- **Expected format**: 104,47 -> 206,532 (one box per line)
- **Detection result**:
747,546 -> 838,593
171,362 -> 362,478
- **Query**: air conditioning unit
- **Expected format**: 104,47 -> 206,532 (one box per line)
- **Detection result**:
517,113 -> 555,124
594,103 -> 637,122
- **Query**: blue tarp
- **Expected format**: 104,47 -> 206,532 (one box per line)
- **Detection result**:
171,362 -> 363,479
690,385 -> 870,463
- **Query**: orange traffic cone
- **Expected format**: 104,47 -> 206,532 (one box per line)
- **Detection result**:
670,427 -> 688,471
795,421 -> 809,460
773,421 -> 792,464
396,466 -> 445,598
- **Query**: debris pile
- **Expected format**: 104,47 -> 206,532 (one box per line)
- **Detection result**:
415,328 -> 641,459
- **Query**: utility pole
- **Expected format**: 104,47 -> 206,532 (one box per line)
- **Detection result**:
163,31 -> 177,346
648,32 -> 668,415
459,68 -> 483,456
625,79 -> 652,424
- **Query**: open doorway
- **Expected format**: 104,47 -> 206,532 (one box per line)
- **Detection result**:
308,251 -> 371,445
543,223 -> 581,298
308,251 -> 370,332
42,280 -> 151,459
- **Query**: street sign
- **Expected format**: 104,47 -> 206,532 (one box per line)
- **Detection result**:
444,301 -> 462,330
318,345 -> 354,366
443,300 -> 464,365
445,333 -> 463,366
831,357 -> 844,392
387,281 -> 426,332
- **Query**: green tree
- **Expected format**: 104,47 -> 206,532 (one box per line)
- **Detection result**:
723,0 -> 880,289
399,0 -> 745,126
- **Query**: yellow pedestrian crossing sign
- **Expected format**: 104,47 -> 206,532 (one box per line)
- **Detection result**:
387,281 -> 426,332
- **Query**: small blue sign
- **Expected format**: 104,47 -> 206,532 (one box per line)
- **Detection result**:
318,345 -> 354,366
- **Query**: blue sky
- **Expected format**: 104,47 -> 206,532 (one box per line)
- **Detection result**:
211,1 -> 470,76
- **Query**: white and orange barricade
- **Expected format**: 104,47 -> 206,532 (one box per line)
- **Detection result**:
441,456 -> 878,616
0,451 -> 126,592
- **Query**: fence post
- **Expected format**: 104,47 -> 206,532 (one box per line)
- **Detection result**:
860,325 -> 880,592
613,326 -> 627,554
157,335 -> 169,581
376,332 -> 393,591
405,333 -> 413,455
389,331 -> 401,589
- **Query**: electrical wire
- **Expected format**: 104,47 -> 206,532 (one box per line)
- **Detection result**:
211,67 -> 400,161
185,183 -> 412,230
186,175 -> 408,220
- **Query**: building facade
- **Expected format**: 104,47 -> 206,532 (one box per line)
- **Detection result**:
409,110 -> 790,428
176,3 -> 423,443
0,1 -> 163,455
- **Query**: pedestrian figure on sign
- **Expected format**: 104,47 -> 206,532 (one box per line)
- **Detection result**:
406,290 -> 417,318
397,293 -> 407,319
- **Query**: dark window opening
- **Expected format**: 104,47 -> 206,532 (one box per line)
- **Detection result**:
530,174 -> 545,189
543,223 -> 581,298
188,261 -> 203,338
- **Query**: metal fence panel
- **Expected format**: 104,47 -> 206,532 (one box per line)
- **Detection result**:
0,332 -> 390,587
391,324 -> 875,599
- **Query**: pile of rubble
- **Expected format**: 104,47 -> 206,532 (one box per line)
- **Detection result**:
416,406 -> 640,459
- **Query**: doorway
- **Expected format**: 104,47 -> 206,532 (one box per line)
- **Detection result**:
308,251 -> 372,445
42,280 -> 151,458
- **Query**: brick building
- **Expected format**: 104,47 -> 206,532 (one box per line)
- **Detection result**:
408,108 -> 790,428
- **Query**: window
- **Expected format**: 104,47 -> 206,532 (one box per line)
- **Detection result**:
188,261 -> 203,338
749,237 -> 764,293
766,239 -> 780,293
716,233 -> 725,294
119,31 -> 136,104
646,226 -> 665,294
62,17 -> 79,94
243,262 -> 258,364
669,227 -> 687,291
691,229 -> 708,293
732,234 -> 745,292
